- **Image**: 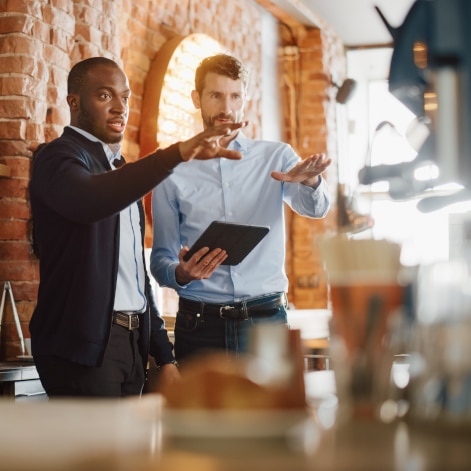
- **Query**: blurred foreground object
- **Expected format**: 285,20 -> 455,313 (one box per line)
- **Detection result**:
408,259 -> 471,427
160,326 -> 306,410
159,326 -> 319,442
319,236 -> 407,421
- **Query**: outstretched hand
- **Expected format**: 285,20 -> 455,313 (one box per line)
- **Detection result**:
271,153 -> 331,187
179,121 -> 249,162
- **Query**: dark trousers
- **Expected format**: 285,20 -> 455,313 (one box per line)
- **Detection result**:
174,304 -> 288,363
34,324 -> 145,398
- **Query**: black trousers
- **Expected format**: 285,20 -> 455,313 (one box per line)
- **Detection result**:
34,324 -> 145,398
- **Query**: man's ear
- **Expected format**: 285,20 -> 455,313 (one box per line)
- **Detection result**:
191,89 -> 201,109
67,94 -> 79,110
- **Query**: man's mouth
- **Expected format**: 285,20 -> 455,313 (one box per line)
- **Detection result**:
214,116 -> 233,125
108,121 -> 126,132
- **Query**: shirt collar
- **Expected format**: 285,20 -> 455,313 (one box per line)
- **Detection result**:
68,125 -> 121,163
228,130 -> 247,152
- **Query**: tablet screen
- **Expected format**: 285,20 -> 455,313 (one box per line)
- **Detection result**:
183,221 -> 270,265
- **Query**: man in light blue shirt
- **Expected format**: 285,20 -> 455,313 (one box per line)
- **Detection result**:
150,53 -> 331,362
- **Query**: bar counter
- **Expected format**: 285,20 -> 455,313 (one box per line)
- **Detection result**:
0,383 -> 469,471
1,311 -> 469,469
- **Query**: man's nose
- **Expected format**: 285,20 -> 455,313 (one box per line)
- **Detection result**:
112,98 -> 127,113
220,96 -> 232,114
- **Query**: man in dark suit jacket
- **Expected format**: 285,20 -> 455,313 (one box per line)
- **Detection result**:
29,56 -> 246,397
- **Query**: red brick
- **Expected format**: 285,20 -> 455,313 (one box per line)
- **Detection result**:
50,26 -> 75,52
49,0 -> 73,14
0,97 -> 39,119
45,106 -> 68,127
14,284 -> 39,304
2,0 -> 40,14
0,35 -> 40,55
0,14 -> 30,34
0,240 -> 33,260
48,65 -> 69,89
0,177 -> 29,200
42,4 -> 75,33
76,4 -> 100,26
127,108 -> 141,129
0,119 -> 25,140
44,125 -> 62,142
0,55 -> 35,75
0,219 -> 29,240
0,139 -> 30,157
43,44 -> 70,70
75,23 -> 99,44
96,13 -> 113,37
1,75 -> 46,99
0,259 -> 38,282
25,121 -> 45,142
0,156 -> 30,179
75,41 -> 101,60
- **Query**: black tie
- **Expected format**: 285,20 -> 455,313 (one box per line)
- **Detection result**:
113,157 -> 125,168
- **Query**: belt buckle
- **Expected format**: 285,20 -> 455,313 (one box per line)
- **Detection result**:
219,305 -> 236,319
128,314 -> 139,330
219,304 -> 249,320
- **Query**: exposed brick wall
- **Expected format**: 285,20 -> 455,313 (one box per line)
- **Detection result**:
0,0 -> 344,357
279,26 -> 345,309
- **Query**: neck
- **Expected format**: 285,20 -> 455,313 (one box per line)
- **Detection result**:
108,143 -> 121,154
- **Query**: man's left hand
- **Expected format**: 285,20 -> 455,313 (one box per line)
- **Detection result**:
270,153 -> 331,187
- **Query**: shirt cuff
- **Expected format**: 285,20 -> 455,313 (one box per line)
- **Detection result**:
169,262 -> 190,289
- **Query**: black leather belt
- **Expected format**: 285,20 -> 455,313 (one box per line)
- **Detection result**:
112,311 -> 141,330
179,293 -> 285,320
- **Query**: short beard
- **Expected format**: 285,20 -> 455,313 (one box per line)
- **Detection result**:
204,113 -> 235,129
77,108 -> 122,144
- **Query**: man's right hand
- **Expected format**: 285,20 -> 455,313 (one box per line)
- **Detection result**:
178,121 -> 248,162
175,246 -> 227,285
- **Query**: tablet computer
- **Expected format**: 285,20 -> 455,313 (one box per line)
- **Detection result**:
183,221 -> 270,265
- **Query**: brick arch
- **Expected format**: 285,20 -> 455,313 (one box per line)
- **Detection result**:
139,33 -> 223,248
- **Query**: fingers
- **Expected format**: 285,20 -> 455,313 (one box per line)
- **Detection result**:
178,248 -> 227,282
180,122 -> 249,161
196,249 -> 227,276
305,153 -> 328,167
270,170 -> 286,182
218,148 -> 243,160
204,121 -> 249,142
270,152 -> 331,184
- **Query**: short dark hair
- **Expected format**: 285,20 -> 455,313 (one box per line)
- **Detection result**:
194,54 -> 249,94
68,57 -> 120,94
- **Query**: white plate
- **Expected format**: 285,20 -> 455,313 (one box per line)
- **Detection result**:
17,355 -> 34,361
162,408 -> 313,438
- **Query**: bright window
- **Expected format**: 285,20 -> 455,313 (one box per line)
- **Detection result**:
344,49 -> 471,267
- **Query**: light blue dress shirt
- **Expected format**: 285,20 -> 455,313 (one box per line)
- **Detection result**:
69,126 -> 146,313
150,132 -> 330,304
